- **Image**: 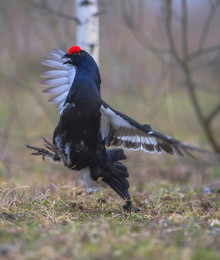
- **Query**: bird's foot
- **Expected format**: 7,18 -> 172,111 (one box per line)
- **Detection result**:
123,200 -> 140,213
26,145 -> 56,160
26,137 -> 60,161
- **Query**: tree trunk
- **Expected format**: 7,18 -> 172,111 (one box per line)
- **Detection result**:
75,0 -> 99,64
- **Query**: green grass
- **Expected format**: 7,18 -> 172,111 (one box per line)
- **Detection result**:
0,181 -> 219,260
1,81 -> 219,259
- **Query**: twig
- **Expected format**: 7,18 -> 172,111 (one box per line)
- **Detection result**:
206,103 -> 220,124
194,83 -> 220,96
164,0 -> 182,64
26,0 -> 80,23
181,0 -> 188,59
198,0 -> 220,50
121,0 -> 220,152
122,8 -> 173,66
164,0 -> 220,153
188,43 -> 220,61
180,0 -> 219,152
192,50 -> 220,71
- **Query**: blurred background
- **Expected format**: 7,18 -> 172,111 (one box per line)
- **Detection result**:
0,0 -> 220,190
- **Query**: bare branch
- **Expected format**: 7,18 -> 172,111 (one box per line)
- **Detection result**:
188,43 -> 220,61
26,0 -> 80,23
122,11 -> 170,57
194,83 -> 220,96
164,0 -> 220,153
164,0 -> 182,64
122,0 -> 220,152
192,50 -> 220,71
121,1 -> 186,68
181,0 -> 189,58
206,102 -> 220,124
198,0 -> 220,50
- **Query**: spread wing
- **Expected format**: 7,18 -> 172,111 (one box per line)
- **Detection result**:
41,49 -> 76,112
100,101 -> 211,159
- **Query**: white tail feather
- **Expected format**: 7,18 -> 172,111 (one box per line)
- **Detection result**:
49,92 -> 69,104
41,49 -> 77,113
41,70 -> 69,79
42,78 -> 69,87
43,84 -> 70,95
41,60 -> 69,70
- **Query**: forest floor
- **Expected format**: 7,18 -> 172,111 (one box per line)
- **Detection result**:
0,150 -> 219,260
1,70 -> 220,259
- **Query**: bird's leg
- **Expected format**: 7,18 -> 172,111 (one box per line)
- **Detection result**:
123,199 -> 132,212
123,199 -> 140,213
26,144 -> 60,161
102,176 -> 140,213
122,191 -> 140,213
27,138 -> 63,162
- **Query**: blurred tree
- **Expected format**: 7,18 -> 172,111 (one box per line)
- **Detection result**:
75,0 -> 99,64
27,0 -> 100,105
122,0 -> 220,153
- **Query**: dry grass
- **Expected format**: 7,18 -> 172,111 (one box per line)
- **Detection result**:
1,59 -> 219,258
0,75 -> 219,259
0,170 -> 220,260
1,2 -> 220,259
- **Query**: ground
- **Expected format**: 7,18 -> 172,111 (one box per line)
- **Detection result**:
0,149 -> 219,259
0,59 -> 219,259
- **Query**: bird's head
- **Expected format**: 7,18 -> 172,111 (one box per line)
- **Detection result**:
62,46 -> 90,67
62,45 -> 101,88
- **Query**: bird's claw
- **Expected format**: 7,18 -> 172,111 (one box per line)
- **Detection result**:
26,138 -> 60,161
123,200 -> 140,213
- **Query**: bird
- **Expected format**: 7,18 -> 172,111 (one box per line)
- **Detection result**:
27,45 -> 218,212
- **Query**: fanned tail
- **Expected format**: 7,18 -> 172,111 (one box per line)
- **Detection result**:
90,148 -> 131,200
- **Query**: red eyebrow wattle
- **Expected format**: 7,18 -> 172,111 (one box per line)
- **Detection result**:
68,46 -> 81,54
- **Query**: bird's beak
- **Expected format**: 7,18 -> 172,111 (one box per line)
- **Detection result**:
61,53 -> 69,59
62,53 -> 71,65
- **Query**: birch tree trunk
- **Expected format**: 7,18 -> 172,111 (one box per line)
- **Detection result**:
75,0 -> 99,64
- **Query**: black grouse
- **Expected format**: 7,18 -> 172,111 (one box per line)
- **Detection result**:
27,46 -> 216,212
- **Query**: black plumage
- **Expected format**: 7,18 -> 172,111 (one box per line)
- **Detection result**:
27,46 -> 218,212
